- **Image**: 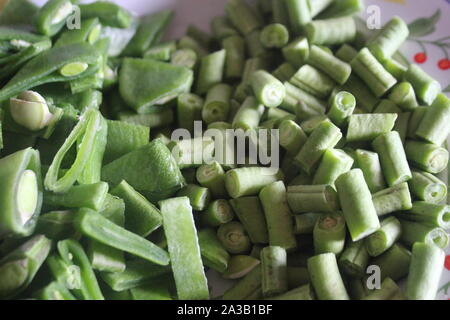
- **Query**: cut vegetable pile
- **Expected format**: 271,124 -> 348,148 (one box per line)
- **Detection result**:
0,0 -> 448,301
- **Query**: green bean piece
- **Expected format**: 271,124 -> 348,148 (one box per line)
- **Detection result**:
335,43 -> 358,62
202,83 -> 233,124
393,111 -> 410,144
75,209 -> 169,265
211,16 -> 238,40
176,184 -> 211,211
396,201 -> 450,230
339,240 -> 369,279
159,197 -> 209,300
178,35 -> 208,58
308,253 -> 350,300
305,16 -> 356,45
313,149 -> 354,186
372,243 -> 411,281
278,119 -> 307,156
308,45 -> 351,85
354,149 -> 386,193
118,109 -> 174,129
35,210 -> 77,240
260,181 -> 297,251
144,41 -> 176,61
406,242 -> 445,300
382,58 -> 407,81
372,182 -> 412,217
251,70 -> 286,108
283,82 -> 327,115
313,212 -> 346,255
416,93 -> 450,146
225,0 -> 262,35
399,219 -> 448,249
119,58 -> 193,112
222,35 -> 245,80
343,75 -> 379,112
362,278 -> 404,300
100,259 -> 171,292
295,120 -> 342,174
222,255 -> 260,279
260,23 -> 289,48
388,82 -> 418,111
171,48 -> 198,69
34,281 -> 76,300
367,16 -> 409,61
372,131 -> 412,187
282,37 -> 309,68
290,64 -> 335,99
196,161 -> 227,199
271,0 -> 289,25
327,91 -> 356,126
198,228 -> 230,273
110,180 -> 162,237
101,139 -> 185,202
365,216 -> 401,257
87,239 -> 126,274
287,185 -> 339,214
229,196 -> 269,244
269,284 -> 315,300
317,0 -> 364,18
177,93 -> 204,133
225,166 -> 282,198
406,106 -> 427,139
335,169 -> 380,241
168,137 -> 215,169
272,63 -> 296,83
217,221 -> 251,254
35,0 -> 74,36
294,213 -> 321,235
223,265 -> 262,300
409,170 -> 447,204
55,17 -> 102,48
351,48 -> 397,97
44,182 -> 108,212
404,64 -> 441,106
261,246 -> 288,297
405,140 -> 449,174
285,0 -> 311,35
347,113 -> 397,142
0,148 -> 43,238
196,49 -> 227,95
0,235 -> 51,299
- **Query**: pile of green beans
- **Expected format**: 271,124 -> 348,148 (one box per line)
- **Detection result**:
0,0 -> 448,301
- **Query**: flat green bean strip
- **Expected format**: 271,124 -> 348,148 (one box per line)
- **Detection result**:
409,170 -> 447,204
100,259 -> 171,291
351,48 -> 397,97
35,0 -> 74,36
261,246 -> 288,297
335,169 -> 380,241
367,16 -> 409,61
251,70 -> 286,108
388,82 -> 418,111
365,216 -> 401,257
416,93 -> 450,146
285,0 -> 311,35
260,181 -> 297,251
313,212 -> 346,255
295,120 -> 342,174
229,196 -> 269,244
222,35 -> 245,80
339,240 -> 369,278
362,278 -> 404,300
399,219 -> 449,249
405,140 -> 449,174
305,16 -> 356,45
159,197 -> 209,300
372,131 -> 411,186
225,0 -> 262,35
290,64 -> 335,99
287,185 -> 339,214
355,149 -> 386,193
406,242 -> 445,300
372,243 -> 411,281
372,182 -> 412,216
202,83 -> 233,124
111,180 -> 162,237
282,37 -> 309,68
403,64 -> 441,106
176,184 -> 211,211
44,182 -> 108,211
313,149 -> 354,186
75,209 -> 169,265
223,265 -> 262,300
308,253 -> 350,300
396,201 -> 450,229
217,221 -> 251,254
198,228 -> 230,273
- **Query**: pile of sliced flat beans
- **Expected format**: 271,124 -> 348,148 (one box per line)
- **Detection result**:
0,0 -> 448,301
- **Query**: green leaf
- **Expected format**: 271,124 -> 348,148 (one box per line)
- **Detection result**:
443,84 -> 450,93
408,9 -> 441,37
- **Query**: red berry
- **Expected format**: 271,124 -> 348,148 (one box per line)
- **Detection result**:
438,59 -> 450,70
445,255 -> 450,270
414,52 -> 427,64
